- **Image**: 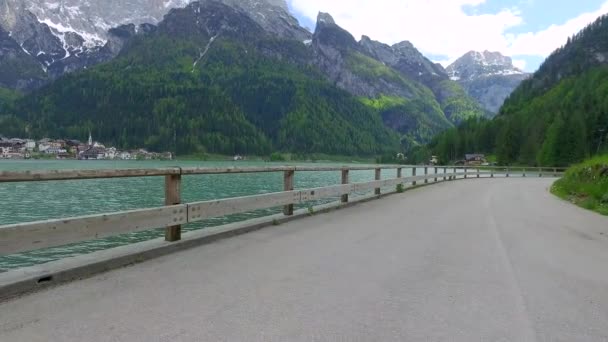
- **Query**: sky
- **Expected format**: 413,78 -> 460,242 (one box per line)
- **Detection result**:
287,0 -> 608,72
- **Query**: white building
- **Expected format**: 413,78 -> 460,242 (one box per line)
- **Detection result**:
105,147 -> 118,160
25,140 -> 36,151
119,151 -> 133,160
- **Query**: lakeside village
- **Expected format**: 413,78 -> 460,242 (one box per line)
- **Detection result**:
0,133 -> 174,161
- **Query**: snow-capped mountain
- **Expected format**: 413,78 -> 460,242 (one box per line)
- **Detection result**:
0,0 -> 307,90
446,51 -> 530,113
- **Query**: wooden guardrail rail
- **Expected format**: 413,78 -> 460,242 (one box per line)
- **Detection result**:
0,165 -> 566,256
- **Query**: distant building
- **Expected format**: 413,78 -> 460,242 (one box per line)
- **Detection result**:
45,147 -> 68,155
119,151 -> 133,160
465,154 -> 486,166
105,147 -> 118,160
25,140 -> 36,151
79,147 -> 106,160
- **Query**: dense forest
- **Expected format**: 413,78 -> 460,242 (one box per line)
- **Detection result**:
0,32 -> 401,156
410,15 -> 608,166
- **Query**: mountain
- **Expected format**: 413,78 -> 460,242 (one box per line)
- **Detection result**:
423,15 -> 608,167
0,1 -> 400,156
446,51 -> 529,113
311,12 -> 486,144
0,0 -> 486,156
0,0 -> 308,90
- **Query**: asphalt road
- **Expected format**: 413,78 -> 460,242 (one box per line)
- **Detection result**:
1,178 -> 608,341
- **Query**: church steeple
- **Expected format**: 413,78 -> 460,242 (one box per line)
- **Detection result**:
88,131 -> 93,146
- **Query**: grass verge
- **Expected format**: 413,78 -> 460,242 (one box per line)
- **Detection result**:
551,155 -> 608,215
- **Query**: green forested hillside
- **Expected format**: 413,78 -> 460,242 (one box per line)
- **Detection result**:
1,32 -> 400,156
414,15 -> 608,166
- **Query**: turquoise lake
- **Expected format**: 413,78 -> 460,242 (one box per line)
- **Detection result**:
0,160 -> 428,271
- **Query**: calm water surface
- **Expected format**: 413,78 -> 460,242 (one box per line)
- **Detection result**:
0,159 -> 423,271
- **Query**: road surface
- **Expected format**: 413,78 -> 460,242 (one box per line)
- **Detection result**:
1,178 -> 608,341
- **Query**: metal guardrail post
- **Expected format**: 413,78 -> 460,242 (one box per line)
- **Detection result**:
165,172 -> 182,242
424,167 -> 429,184
453,167 -> 456,180
412,167 -> 417,186
464,166 -> 468,179
341,169 -> 349,203
523,168 -> 526,177
443,167 -> 447,181
375,168 -> 382,195
491,168 -> 494,178
477,167 -> 480,178
506,168 -> 510,178
397,167 -> 403,179
283,169 -> 295,215
434,167 -> 438,182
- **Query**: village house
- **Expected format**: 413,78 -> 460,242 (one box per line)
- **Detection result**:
79,146 -> 106,160
119,151 -> 133,160
465,154 -> 487,166
104,147 -> 118,160
38,139 -> 63,153
45,147 -> 68,155
25,140 -> 36,151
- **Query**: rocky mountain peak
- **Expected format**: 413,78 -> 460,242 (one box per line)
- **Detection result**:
317,12 -> 336,26
446,50 -> 524,81
160,0 -> 264,40
359,36 -> 447,82
220,0 -> 310,41
446,50 -> 530,113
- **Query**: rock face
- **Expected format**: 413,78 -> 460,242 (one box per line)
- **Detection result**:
0,26 -> 47,90
446,51 -> 530,113
360,36 -> 447,85
221,0 -> 310,41
311,12 -> 407,98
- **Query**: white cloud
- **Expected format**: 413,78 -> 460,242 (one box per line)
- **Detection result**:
512,59 -> 527,70
289,0 -> 608,70
507,2 -> 608,56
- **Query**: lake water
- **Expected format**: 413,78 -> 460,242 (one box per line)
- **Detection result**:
0,159 -> 425,272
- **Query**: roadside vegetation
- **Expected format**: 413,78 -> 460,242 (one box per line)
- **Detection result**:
551,156 -> 608,215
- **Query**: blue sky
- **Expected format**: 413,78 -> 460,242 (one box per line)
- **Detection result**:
287,0 -> 608,71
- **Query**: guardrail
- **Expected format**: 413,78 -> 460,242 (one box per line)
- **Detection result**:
0,165 -> 566,256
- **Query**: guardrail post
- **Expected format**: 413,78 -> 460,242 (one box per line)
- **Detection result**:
283,169 -> 295,216
523,168 -> 526,177
341,168 -> 349,203
165,172 -> 182,242
424,167 -> 429,184
412,167 -> 417,186
506,168 -> 510,178
539,167 -> 542,178
477,167 -> 480,178
397,167 -> 403,179
464,166 -> 468,179
434,167 -> 438,182
452,167 -> 456,180
443,167 -> 447,181
375,168 -> 382,195
553,168 -> 557,177
491,168 -> 494,178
